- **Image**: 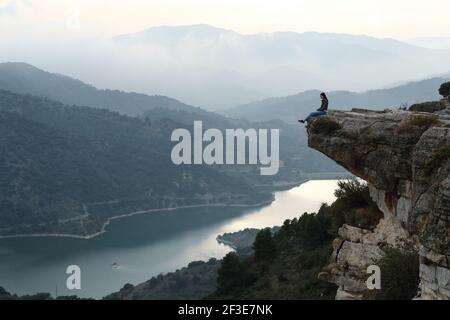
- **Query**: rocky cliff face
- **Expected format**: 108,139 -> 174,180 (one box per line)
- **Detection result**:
309,108 -> 450,299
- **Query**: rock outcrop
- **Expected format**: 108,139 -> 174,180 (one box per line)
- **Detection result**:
309,109 -> 450,299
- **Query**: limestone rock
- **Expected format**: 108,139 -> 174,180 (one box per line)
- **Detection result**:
308,110 -> 450,300
335,288 -> 363,300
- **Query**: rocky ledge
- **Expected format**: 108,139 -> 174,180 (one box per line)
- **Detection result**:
309,108 -> 450,300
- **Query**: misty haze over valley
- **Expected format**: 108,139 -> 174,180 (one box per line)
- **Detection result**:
1,24 -> 450,110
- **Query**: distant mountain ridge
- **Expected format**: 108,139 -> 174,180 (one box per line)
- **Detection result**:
115,24 -> 426,55
407,37 -> 450,49
111,24 -> 450,109
4,25 -> 450,110
224,76 -> 450,122
0,62 -> 199,117
114,24 -> 235,45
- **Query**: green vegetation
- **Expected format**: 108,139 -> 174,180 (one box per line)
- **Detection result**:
372,249 -> 420,300
253,228 -> 277,262
421,144 -> 450,175
407,114 -> 439,127
398,114 -> 440,134
0,287 -> 87,300
439,82 -> 450,100
0,90 -> 270,236
104,259 -> 221,300
0,86 -> 347,236
0,62 -> 346,183
216,252 -> 258,295
214,212 -> 335,299
409,101 -> 446,113
324,179 -> 383,231
211,179 -> 381,299
310,117 -> 342,135
217,228 -> 260,250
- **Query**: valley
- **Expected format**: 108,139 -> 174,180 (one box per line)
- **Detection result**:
0,63 -> 346,237
0,180 -> 339,298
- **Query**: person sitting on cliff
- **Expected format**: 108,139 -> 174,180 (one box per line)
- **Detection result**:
298,92 -> 329,124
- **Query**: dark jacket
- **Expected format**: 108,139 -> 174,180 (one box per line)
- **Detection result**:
318,99 -> 328,112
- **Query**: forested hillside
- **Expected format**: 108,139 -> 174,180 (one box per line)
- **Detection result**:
0,90 -> 269,236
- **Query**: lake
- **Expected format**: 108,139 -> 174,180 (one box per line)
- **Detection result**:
0,180 -> 338,298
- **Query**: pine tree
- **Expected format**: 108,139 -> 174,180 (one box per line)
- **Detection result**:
217,252 -> 242,293
439,82 -> 450,100
253,228 -> 277,262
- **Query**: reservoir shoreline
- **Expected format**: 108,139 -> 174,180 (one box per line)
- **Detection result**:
0,180 -> 341,298
0,175 -> 350,241
0,199 -> 274,241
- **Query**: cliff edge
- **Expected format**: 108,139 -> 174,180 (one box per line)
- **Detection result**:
308,107 -> 450,299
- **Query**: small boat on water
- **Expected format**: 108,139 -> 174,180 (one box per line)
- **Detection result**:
111,262 -> 120,269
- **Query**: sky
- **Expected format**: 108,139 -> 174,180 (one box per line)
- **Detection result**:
1,0 -> 450,39
1,0 -> 449,109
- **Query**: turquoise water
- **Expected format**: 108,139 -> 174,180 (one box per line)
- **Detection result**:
0,180 -> 338,298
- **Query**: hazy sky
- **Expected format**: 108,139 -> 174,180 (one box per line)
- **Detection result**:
1,0 -> 450,39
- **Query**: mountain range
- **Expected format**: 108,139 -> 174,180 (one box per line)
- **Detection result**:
0,62 -> 198,117
0,89 -> 276,237
1,59 -> 446,236
0,62 -> 347,236
4,25 -> 450,110
112,25 -> 450,109
406,37 -> 450,49
224,76 -> 450,122
0,62 -> 339,173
